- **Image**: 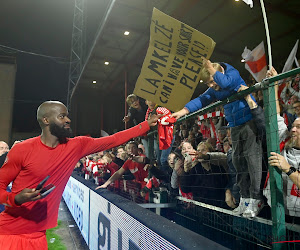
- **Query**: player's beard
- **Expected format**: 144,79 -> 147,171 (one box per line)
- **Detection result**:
49,122 -> 73,144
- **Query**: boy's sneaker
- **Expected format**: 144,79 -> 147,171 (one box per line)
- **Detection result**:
232,198 -> 250,215
242,198 -> 264,218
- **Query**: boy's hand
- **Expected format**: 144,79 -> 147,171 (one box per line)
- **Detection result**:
238,84 -> 257,108
202,57 -> 216,76
171,108 -> 189,119
237,85 -> 248,92
238,85 -> 250,99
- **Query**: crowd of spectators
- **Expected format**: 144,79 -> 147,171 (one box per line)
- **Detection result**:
71,69 -> 300,218
1,67 -> 298,221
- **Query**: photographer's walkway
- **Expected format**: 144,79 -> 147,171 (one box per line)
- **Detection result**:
54,199 -> 89,250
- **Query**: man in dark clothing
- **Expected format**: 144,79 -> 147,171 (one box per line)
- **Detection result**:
123,94 -> 147,127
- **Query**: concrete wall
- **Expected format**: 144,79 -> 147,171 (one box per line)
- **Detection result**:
0,56 -> 17,143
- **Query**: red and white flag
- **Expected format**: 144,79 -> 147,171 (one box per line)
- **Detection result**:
198,111 -> 224,121
282,40 -> 299,73
242,0 -> 253,8
242,41 -> 267,82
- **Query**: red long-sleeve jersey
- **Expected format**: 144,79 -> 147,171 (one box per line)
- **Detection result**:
0,121 -> 149,234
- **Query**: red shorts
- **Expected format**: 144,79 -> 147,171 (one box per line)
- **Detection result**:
0,231 -> 47,250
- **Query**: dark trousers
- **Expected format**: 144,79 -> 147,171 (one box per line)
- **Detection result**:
231,119 -> 262,199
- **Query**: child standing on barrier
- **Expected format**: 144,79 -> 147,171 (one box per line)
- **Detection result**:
172,58 -> 263,218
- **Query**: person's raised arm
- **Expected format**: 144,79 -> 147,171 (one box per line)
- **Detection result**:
269,152 -> 300,189
238,85 -> 257,109
172,107 -> 190,120
202,57 -> 217,77
172,88 -> 216,120
266,66 -> 280,114
96,167 -> 126,189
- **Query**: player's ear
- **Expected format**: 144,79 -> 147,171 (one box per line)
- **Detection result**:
42,117 -> 50,125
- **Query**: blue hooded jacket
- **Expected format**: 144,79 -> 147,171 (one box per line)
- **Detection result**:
185,63 -> 254,127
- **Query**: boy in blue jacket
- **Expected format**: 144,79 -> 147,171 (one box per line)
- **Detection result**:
172,58 -> 263,218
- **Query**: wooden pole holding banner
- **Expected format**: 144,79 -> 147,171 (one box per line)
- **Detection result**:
259,0 -> 272,69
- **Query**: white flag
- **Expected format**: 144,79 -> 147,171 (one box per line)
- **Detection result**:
282,40 -> 299,73
242,41 -> 267,82
243,0 -> 253,8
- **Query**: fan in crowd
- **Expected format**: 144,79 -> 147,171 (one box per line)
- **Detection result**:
172,58 -> 263,218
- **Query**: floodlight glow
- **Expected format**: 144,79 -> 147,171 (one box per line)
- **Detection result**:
104,61 -> 109,65
235,0 -> 239,2
124,31 -> 130,36
241,59 -> 246,62
92,80 -> 96,84
200,80 -> 203,83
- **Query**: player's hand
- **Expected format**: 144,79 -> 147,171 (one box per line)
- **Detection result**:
171,108 -> 189,120
269,152 -> 290,173
14,188 -> 42,205
147,114 -> 163,127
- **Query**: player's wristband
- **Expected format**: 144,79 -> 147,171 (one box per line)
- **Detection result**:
286,167 -> 297,176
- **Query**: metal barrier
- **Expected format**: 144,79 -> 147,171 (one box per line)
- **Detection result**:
63,173 -> 228,250
147,67 -> 300,249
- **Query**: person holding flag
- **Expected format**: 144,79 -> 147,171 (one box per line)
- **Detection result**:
172,58 -> 264,218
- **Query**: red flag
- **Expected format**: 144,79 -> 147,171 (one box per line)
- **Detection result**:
242,41 -> 267,82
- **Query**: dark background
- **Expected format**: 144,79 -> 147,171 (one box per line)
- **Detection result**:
0,0 -> 299,135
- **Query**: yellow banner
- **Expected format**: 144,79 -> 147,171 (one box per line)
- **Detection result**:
134,8 -> 216,112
